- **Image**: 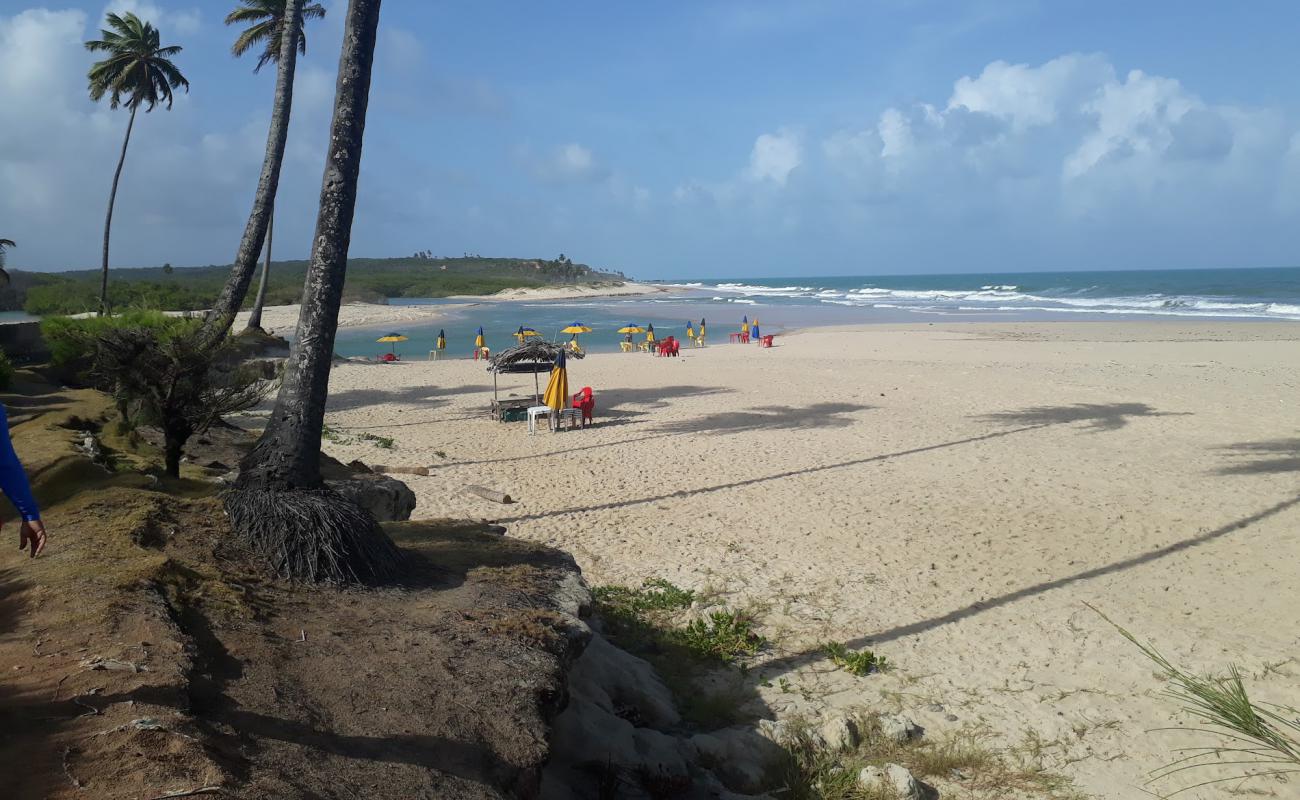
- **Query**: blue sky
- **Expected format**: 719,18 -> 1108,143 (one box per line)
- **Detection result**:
3,0 -> 1300,278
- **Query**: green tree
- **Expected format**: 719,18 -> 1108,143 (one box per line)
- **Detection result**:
86,12 -> 189,317
199,0 -> 325,342
227,0 -> 402,584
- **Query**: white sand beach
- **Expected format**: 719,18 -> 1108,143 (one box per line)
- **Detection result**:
307,322 -> 1300,798
453,280 -> 673,302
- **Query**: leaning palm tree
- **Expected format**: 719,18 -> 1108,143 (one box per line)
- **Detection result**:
225,0 -> 327,334
86,13 -> 189,317
226,0 -> 401,584
195,0 -> 322,347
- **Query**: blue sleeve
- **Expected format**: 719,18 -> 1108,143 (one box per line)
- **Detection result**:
0,405 -> 40,522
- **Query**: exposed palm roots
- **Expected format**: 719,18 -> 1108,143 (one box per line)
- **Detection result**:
225,486 -> 404,584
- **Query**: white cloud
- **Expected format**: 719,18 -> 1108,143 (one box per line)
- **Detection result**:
101,1 -> 202,36
948,54 -> 1112,131
1064,69 -> 1201,179
746,130 -> 802,185
525,143 -> 610,184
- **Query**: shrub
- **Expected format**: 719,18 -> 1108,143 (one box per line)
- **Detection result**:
87,326 -> 272,477
41,311 -> 192,370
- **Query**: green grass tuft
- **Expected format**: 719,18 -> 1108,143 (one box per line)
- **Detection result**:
823,641 -> 889,677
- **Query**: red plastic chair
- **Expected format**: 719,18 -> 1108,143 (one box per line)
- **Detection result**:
761,335 -> 774,348
669,339 -> 681,356
571,387 -> 595,426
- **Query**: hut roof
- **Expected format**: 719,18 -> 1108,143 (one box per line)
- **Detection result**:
486,340 -> 584,373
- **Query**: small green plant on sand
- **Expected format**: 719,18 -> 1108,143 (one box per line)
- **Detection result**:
358,432 -> 394,449
1092,604 -> 1300,795
682,610 -> 765,664
823,641 -> 889,677
320,425 -> 396,450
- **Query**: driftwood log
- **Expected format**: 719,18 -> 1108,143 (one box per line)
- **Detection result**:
464,485 -> 513,504
368,464 -> 431,477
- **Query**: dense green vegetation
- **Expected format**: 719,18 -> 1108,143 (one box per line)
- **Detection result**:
41,310 -> 196,367
5,254 -> 623,315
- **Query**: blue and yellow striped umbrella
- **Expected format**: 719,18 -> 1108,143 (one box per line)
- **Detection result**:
474,326 -> 484,348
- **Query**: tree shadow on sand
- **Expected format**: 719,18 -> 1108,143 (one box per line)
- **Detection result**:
498,401 -> 1170,525
325,383 -> 495,412
757,492 -> 1300,679
1215,437 -> 1300,475
658,402 -> 870,435
976,402 -> 1181,432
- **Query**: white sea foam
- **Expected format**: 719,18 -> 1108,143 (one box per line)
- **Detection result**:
686,279 -> 1300,321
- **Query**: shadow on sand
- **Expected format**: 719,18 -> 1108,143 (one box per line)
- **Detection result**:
498,401 -> 1172,524
1215,436 -> 1300,475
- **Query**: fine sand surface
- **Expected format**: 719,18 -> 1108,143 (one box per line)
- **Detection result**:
233,281 -> 665,335
308,322 -> 1300,798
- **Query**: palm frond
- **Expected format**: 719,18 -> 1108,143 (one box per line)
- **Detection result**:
86,11 -> 188,113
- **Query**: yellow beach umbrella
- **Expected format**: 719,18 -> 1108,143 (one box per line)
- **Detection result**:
617,324 -> 645,334
436,329 -> 446,350
686,322 -> 695,340
474,326 -> 484,348
646,323 -> 656,344
542,350 -> 569,414
561,321 -> 592,347
376,332 -> 408,355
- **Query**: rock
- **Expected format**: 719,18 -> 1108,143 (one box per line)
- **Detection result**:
945,713 -> 959,722
543,694 -> 697,795
691,726 -> 786,794
567,633 -> 679,729
858,763 -> 921,799
879,713 -> 921,743
325,473 -> 416,521
820,715 -> 859,751
756,719 -> 788,744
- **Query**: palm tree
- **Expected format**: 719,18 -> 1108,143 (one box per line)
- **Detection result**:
197,0 -> 324,345
227,0 -> 401,584
225,0 -> 327,334
86,13 -> 189,317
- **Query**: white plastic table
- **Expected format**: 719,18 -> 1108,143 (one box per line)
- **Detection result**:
526,405 -> 553,434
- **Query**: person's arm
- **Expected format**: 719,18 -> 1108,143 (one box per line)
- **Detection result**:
0,406 -> 45,557
0,405 -> 40,521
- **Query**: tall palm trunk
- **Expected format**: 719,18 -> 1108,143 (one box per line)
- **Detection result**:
246,205 -> 273,331
99,106 -> 137,317
228,0 -> 398,585
197,0 -> 304,349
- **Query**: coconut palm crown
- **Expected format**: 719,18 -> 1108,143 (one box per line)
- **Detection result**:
227,0 -> 326,72
86,13 -> 189,110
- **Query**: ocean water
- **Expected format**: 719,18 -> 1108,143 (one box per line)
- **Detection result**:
676,266 -> 1300,321
328,266 -> 1298,359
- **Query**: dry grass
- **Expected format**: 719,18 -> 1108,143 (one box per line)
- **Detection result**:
768,713 -> 1087,799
